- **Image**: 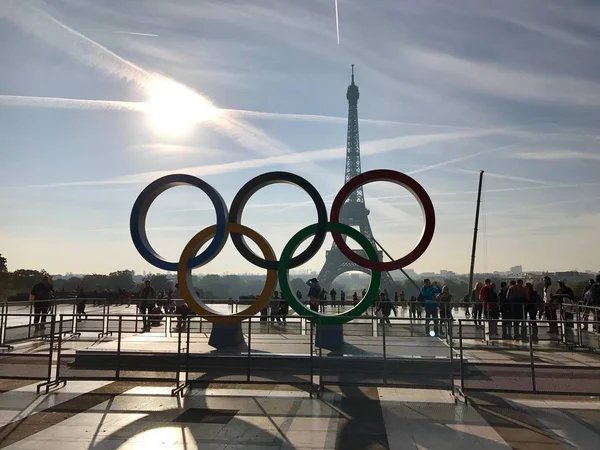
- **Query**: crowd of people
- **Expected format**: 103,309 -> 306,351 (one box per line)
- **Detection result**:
24,273 -> 600,339
418,274 -> 600,340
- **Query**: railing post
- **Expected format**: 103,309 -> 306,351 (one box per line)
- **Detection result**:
0,301 -> 5,347
103,298 -> 110,337
372,314 -> 377,337
40,315 -> 56,394
576,305 -> 583,348
4,303 -> 10,346
55,315 -> 64,382
558,313 -> 564,345
522,305 -> 525,341
318,344 -> 323,395
71,300 -> 78,334
185,317 -> 191,385
310,318 -> 314,396
247,317 -> 252,382
459,320 -> 465,395
28,302 -> 33,339
528,315 -> 536,392
410,301 -> 415,337
382,316 -> 387,385
116,316 -> 122,379
449,318 -> 454,393
175,316 -> 182,387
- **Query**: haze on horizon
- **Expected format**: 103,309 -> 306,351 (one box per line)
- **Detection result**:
1,0 -> 599,277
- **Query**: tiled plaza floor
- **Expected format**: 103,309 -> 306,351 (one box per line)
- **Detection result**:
1,379 -> 599,449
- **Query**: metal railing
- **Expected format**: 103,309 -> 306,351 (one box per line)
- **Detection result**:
1,305 -> 599,398
456,317 -> 600,399
1,311 -> 460,395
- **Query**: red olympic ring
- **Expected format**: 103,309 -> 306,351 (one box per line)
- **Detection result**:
329,169 -> 435,271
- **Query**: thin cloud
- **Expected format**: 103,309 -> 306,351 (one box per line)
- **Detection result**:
486,210 -> 600,237
0,94 -> 482,130
6,0 -> 153,87
174,195 -> 335,213
405,48 -> 600,106
0,94 -> 144,112
462,6 -> 591,47
509,150 -> 600,161
443,167 -> 548,185
370,182 -> 600,201
126,143 -> 225,155
112,31 -> 158,37
18,129 -> 487,189
406,143 -> 521,176
217,115 -> 295,157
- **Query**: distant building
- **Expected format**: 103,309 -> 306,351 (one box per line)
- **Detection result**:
403,269 -> 417,278
554,271 -> 593,284
440,270 -> 456,278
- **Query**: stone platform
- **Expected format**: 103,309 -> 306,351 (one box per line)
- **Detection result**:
64,332 -> 459,390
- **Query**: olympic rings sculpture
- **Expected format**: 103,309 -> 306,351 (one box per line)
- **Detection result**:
130,169 -> 435,325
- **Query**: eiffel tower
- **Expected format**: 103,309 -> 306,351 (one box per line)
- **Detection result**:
317,66 -> 397,293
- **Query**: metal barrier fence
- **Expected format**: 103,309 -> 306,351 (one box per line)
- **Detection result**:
0,315 -> 59,393
1,311 -> 461,395
457,318 -> 600,399
1,307 -> 599,398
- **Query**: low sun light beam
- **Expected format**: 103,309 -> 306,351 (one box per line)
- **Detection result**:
143,77 -> 219,136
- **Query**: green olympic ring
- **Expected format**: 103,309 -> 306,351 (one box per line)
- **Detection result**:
278,222 -> 381,325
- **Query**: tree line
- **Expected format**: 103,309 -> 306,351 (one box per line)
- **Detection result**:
1,252 -> 473,302
14,252 -> 581,302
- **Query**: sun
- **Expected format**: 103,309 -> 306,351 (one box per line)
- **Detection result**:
144,78 -> 219,135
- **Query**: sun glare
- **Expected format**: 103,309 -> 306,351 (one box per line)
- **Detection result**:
144,78 -> 219,135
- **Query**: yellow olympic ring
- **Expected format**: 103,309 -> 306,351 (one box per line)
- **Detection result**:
177,223 -> 277,324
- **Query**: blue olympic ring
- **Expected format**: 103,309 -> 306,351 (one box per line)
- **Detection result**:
130,174 -> 228,271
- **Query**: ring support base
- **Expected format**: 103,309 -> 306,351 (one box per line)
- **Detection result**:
315,324 -> 344,350
208,323 -> 245,350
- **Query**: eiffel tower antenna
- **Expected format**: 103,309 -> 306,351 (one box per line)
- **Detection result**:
317,66 -> 397,293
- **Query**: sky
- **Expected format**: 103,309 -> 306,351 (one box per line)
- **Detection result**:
0,0 -> 599,277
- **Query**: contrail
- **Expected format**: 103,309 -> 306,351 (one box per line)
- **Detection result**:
406,143 -> 521,176
224,107 -> 484,129
374,182 -> 600,201
13,130 -> 486,189
0,94 -> 145,112
0,94 -> 297,156
443,167 -> 548,185
6,0 -> 153,88
3,93 -> 596,138
112,31 -> 158,37
334,0 -> 340,44
9,128 -> 488,225
0,94 -> 486,129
